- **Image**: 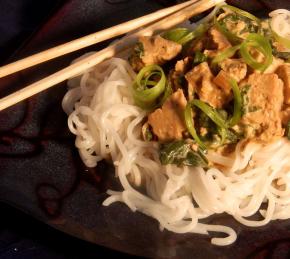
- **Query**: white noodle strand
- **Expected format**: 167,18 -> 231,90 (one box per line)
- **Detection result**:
63,57 -> 290,246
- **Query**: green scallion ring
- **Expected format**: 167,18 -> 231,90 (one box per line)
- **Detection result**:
212,44 -> 241,65
271,28 -> 290,49
240,33 -> 273,71
132,64 -> 166,109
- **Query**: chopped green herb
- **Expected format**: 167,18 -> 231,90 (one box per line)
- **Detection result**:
145,128 -> 153,141
142,123 -> 154,141
273,50 -> 290,61
193,51 -> 207,65
225,129 -> 241,144
159,140 -> 208,167
217,109 -> 228,121
241,84 -> 251,115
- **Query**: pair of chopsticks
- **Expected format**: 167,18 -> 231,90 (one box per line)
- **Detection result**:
0,0 -> 222,111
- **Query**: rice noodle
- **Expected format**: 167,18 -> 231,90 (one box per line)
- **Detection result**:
63,57 -> 290,246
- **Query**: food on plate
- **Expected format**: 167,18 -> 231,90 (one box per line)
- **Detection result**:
62,4 -> 290,246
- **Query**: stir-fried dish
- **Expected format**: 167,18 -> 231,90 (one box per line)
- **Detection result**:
129,4 -> 290,168
63,4 -> 290,246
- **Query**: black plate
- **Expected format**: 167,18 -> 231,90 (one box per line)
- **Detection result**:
1,0 -> 290,258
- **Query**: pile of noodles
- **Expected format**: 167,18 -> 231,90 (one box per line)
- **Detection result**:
62,57 -> 290,246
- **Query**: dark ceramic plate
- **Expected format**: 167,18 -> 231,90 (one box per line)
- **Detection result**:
1,0 -> 290,258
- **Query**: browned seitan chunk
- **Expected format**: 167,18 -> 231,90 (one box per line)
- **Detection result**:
169,57 -> 192,91
140,35 -> 182,65
185,62 -> 231,108
213,59 -> 247,94
239,73 -> 284,142
148,89 -> 187,142
220,59 -> 247,82
212,70 -> 232,95
225,20 -> 248,39
209,27 -> 231,50
175,57 -> 191,73
276,64 -> 290,104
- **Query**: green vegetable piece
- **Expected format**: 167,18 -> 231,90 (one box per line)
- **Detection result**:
191,100 -> 228,129
158,81 -> 173,106
228,78 -> 242,127
221,5 -> 260,23
240,33 -> 273,72
162,27 -> 196,45
241,84 -> 251,115
159,140 -> 208,167
270,23 -> 290,49
193,51 -> 207,65
214,4 -> 261,45
163,28 -> 191,44
132,64 -> 166,110
212,44 -> 241,65
184,102 -> 207,150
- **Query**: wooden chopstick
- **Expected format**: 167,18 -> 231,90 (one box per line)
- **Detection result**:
0,0 -> 199,79
0,0 -> 222,112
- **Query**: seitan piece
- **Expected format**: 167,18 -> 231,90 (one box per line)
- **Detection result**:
147,89 -> 187,142
185,62 -> 231,108
276,64 -> 290,104
239,73 -> 284,142
220,58 -> 247,82
209,27 -> 231,50
139,35 -> 182,66
169,57 -> 192,91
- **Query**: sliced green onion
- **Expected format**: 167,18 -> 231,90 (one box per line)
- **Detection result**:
221,5 -> 260,23
217,127 -> 227,146
163,24 -> 211,46
178,32 -> 195,45
228,79 -> 242,127
132,65 -> 166,109
212,44 -> 241,64
191,100 -> 228,129
214,15 -> 241,44
214,4 -> 261,44
240,33 -> 273,71
269,14 -> 290,50
193,51 -> 207,65
158,81 -> 173,106
162,27 -> 197,46
185,100 -> 229,150
184,103 -> 206,150
184,24 -> 210,49
163,28 -> 190,43
192,23 -> 210,40
271,29 -> 290,49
